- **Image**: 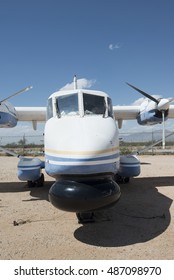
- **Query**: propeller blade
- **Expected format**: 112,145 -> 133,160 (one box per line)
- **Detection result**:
126,82 -> 159,104
0,86 -> 33,104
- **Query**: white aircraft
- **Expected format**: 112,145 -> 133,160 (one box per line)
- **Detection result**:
1,77 -> 174,222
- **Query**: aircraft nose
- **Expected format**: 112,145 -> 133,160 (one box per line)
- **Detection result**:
45,116 -> 119,177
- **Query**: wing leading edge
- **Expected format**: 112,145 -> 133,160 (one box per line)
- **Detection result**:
168,105 -> 174,118
113,105 -> 140,120
14,101 -> 174,130
15,107 -> 46,122
15,107 -> 46,130
113,105 -> 140,128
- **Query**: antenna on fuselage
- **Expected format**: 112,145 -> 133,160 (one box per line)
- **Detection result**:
73,75 -> 77,90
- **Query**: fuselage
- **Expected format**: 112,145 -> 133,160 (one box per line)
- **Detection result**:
14,85 -> 140,214
45,88 -> 121,213
44,89 -> 120,179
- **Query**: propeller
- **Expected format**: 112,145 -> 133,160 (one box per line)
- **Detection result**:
0,86 -> 33,104
126,82 -> 174,149
126,82 -> 159,103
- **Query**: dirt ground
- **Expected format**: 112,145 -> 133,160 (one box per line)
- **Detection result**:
0,155 -> 174,260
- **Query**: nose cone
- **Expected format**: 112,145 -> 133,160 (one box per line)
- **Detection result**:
45,116 -> 119,177
45,116 -> 118,150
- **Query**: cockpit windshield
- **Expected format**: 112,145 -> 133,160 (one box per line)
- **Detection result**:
83,93 -> 105,115
56,93 -> 79,117
55,91 -> 113,119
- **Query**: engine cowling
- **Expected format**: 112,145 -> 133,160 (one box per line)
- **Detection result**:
0,102 -> 17,127
137,109 -> 168,125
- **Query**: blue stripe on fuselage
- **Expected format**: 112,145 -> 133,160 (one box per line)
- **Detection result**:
45,153 -> 120,177
45,162 -> 119,177
45,152 -> 119,163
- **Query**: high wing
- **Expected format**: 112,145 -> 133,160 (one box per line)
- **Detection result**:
113,105 -> 140,128
15,107 -> 46,122
113,105 -> 140,120
15,102 -> 174,130
168,105 -> 174,118
113,103 -> 174,128
15,107 -> 46,129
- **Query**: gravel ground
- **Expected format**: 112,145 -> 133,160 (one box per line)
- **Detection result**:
0,155 -> 174,260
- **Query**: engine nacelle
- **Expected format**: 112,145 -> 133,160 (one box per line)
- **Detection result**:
137,110 -> 168,125
0,102 -> 17,127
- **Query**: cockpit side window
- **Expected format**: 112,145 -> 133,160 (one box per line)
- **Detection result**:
83,93 -> 105,115
107,97 -> 114,118
56,93 -> 79,117
47,98 -> 53,120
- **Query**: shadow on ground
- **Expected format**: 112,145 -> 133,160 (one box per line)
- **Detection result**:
74,176 -> 173,247
0,176 -> 173,247
0,181 -> 52,202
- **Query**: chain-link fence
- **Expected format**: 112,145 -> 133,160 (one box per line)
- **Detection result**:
0,134 -> 44,156
0,130 -> 174,156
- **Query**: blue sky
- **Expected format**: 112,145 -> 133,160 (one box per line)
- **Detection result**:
0,0 -> 174,136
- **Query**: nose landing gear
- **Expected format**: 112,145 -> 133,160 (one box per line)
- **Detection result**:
76,212 -> 95,224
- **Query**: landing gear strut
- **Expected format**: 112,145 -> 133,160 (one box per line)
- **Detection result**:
76,212 -> 95,224
27,173 -> 44,188
114,174 -> 130,184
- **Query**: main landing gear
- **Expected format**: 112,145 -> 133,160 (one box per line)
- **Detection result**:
114,174 -> 130,184
27,173 -> 45,188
